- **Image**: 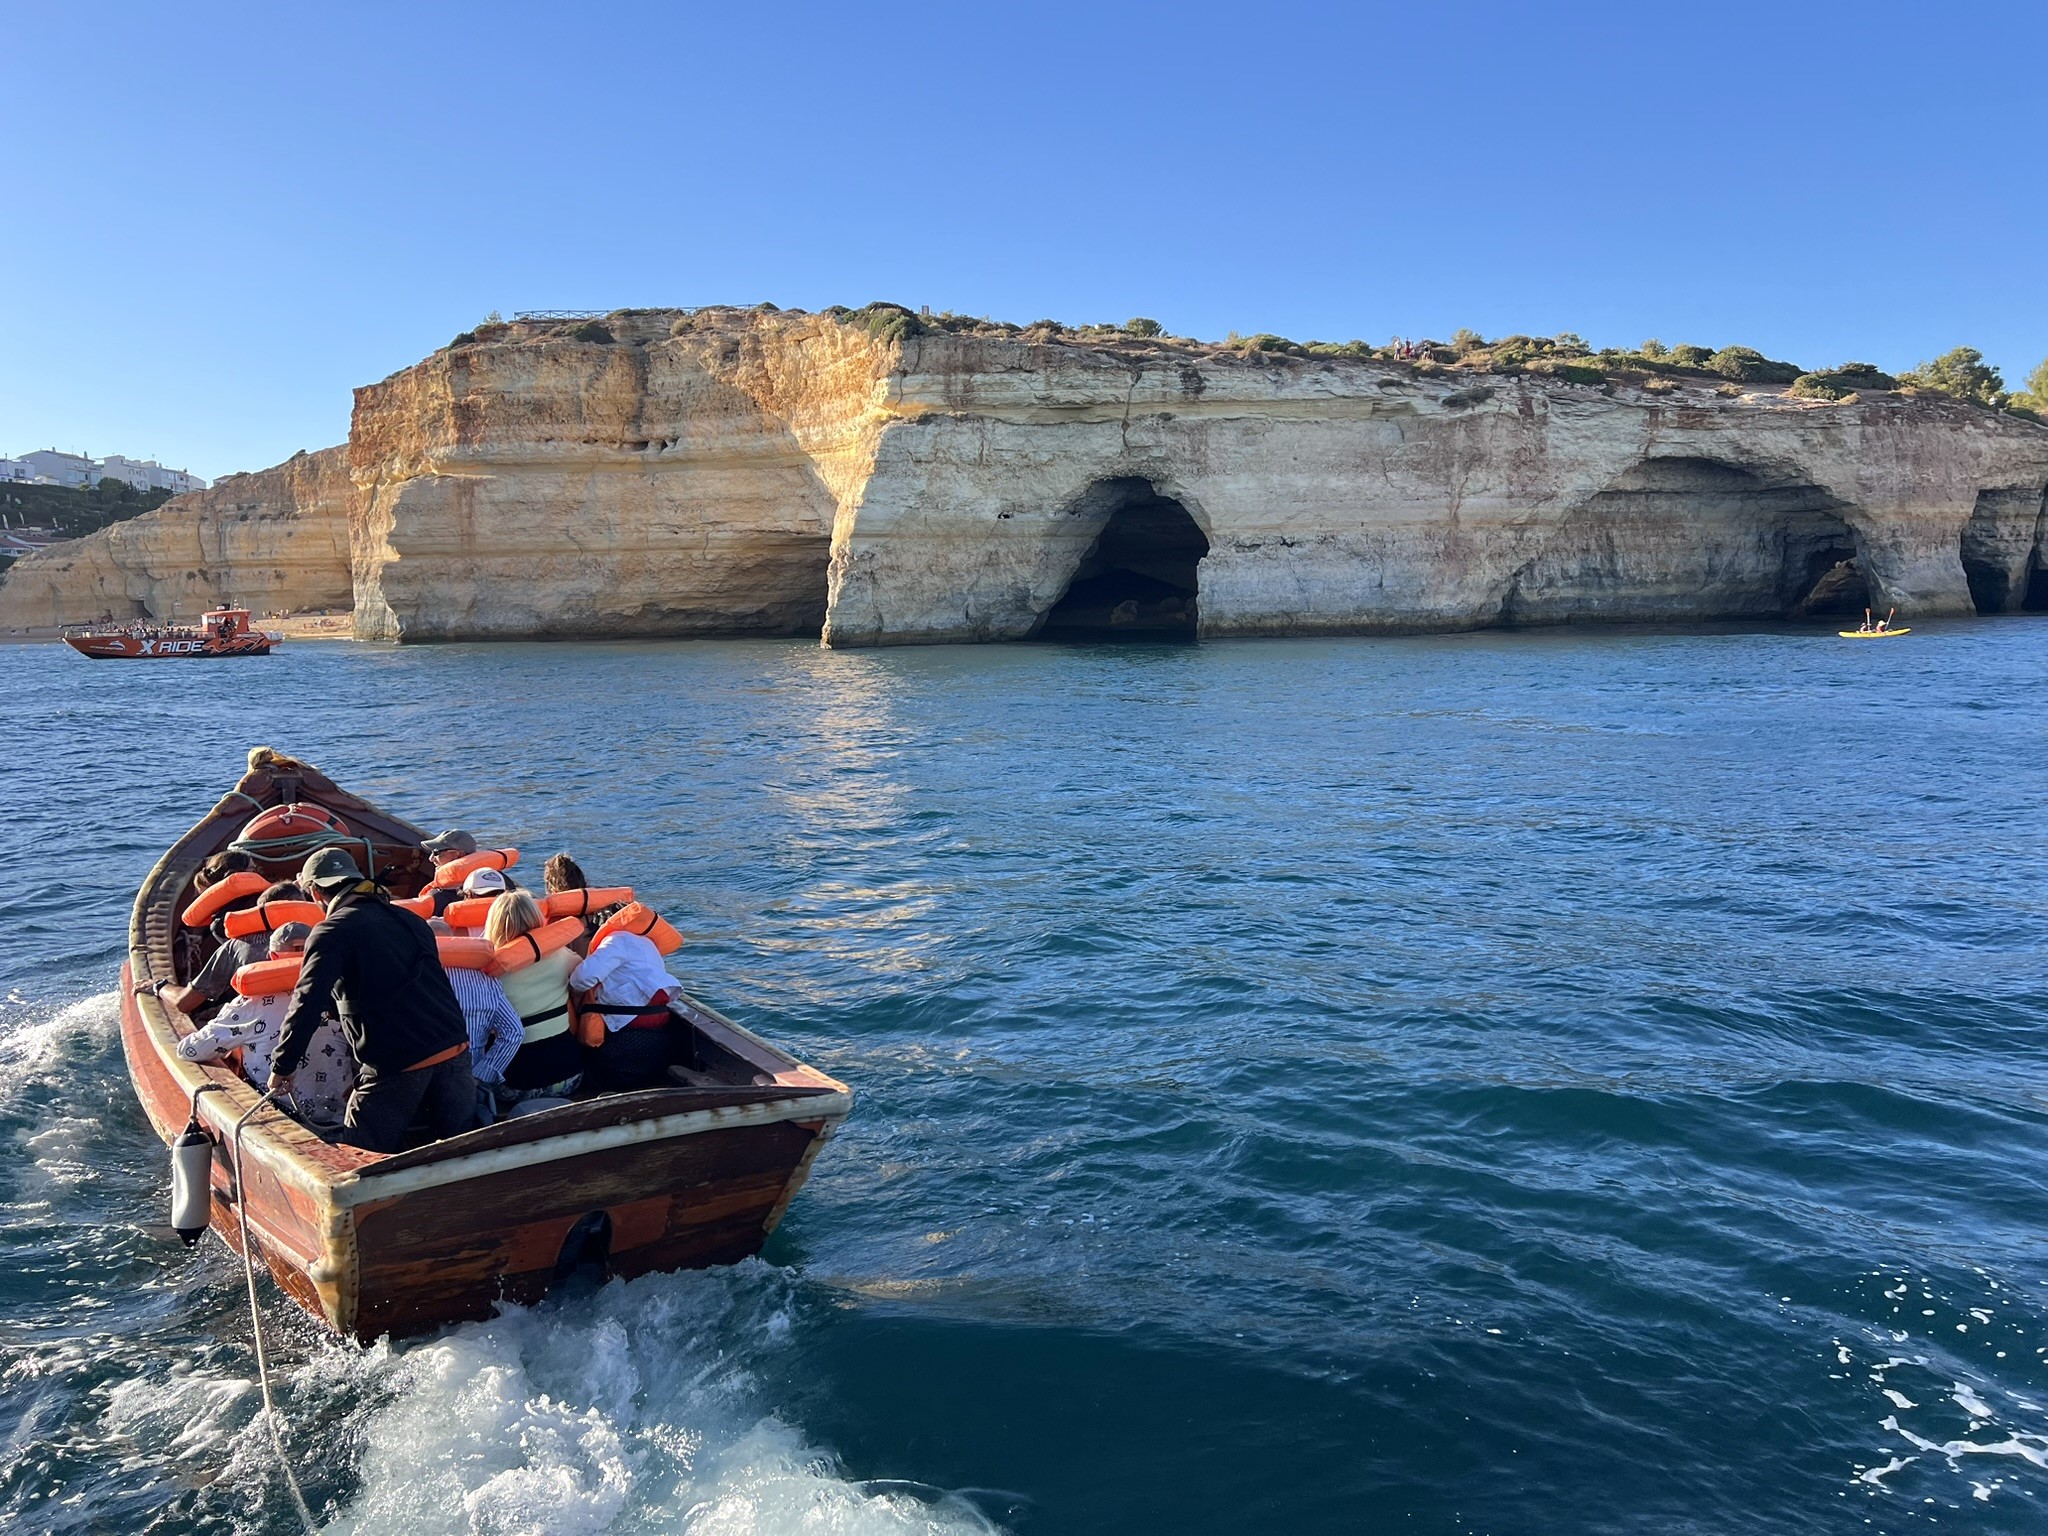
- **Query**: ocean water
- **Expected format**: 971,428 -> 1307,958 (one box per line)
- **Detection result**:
0,620 -> 2045,1535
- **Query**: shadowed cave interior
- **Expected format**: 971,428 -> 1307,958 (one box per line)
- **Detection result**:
1960,484 -> 2048,615
1501,458 -> 1873,624
1036,480 -> 1209,641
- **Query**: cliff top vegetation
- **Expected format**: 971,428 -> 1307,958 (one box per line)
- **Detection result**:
445,305 -> 2048,425
0,479 -> 177,570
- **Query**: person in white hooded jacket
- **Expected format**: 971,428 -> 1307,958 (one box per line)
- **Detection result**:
174,922 -> 356,1129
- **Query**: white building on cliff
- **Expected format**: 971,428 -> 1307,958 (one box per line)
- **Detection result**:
0,450 -> 206,493
95,456 -> 207,494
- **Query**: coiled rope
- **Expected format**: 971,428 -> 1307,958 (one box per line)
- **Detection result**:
228,1090 -> 320,1533
225,829 -> 380,881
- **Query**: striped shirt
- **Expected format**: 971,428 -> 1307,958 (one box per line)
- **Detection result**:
444,966 -> 524,1083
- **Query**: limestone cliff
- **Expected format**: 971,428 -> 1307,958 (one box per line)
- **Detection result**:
348,309 -> 890,640
0,447 -> 352,628
827,331 -> 2048,643
8,310 -> 2047,645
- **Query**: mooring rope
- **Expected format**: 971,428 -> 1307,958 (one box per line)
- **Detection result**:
229,1090 -> 320,1533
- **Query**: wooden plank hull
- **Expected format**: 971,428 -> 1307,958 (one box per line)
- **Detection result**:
121,754 -> 850,1343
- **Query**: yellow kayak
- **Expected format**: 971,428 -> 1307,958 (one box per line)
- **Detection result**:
1838,627 -> 1911,638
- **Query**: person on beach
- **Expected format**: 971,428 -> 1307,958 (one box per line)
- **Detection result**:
570,925 -> 675,1091
270,847 -> 473,1152
485,891 -> 584,1108
174,922 -> 356,1130
428,917 -> 524,1125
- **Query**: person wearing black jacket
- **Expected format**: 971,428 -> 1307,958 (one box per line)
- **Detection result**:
270,847 -> 474,1152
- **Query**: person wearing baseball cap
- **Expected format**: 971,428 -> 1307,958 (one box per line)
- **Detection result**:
420,829 -> 479,862
419,830 -> 521,916
269,847 -> 474,1151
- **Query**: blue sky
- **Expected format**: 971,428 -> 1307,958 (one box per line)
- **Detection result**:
5,2 -> 2044,481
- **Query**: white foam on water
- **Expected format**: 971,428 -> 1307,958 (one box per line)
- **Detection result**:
20,1113 -> 106,1193
1858,1456 -> 1913,1486
1953,1383 -> 1996,1420
0,990 -> 118,1112
103,1368 -> 257,1464
314,1262 -> 998,1536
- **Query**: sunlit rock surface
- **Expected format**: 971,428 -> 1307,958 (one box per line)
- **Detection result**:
0,447 -> 352,628
7,310 -> 2046,642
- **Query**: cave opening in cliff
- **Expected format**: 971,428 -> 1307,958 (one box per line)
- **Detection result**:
1962,485 -> 2048,614
1502,457 -> 1874,625
1036,479 -> 1208,641
2025,553 -> 2048,612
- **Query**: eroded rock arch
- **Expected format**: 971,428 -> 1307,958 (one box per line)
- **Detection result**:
1501,455 -> 1873,624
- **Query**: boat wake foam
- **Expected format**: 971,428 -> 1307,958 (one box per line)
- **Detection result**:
0,989 -> 117,1115
308,1260 -> 998,1536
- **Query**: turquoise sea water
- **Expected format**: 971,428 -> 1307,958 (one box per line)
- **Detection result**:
0,622 -> 2044,1534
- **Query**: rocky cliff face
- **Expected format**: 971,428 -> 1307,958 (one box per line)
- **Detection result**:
827,332 -> 2048,643
0,447 -> 352,628
348,309 -> 889,640
8,312 -> 2046,644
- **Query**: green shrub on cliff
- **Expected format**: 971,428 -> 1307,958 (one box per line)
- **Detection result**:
1788,362 -> 1898,400
1125,317 -> 1163,337
2,478 -> 175,540
1707,346 -> 1802,383
2008,358 -> 2048,419
449,331 -> 477,349
1898,346 -> 2006,407
843,303 -> 929,343
1667,344 -> 1713,368
568,320 -> 615,344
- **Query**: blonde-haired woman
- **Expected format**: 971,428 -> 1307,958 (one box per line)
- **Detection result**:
485,890 -> 583,1106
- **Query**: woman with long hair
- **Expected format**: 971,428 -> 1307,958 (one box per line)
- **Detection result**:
485,890 -> 583,1106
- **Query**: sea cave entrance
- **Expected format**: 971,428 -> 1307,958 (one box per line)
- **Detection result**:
1503,457 -> 1871,623
1035,479 -> 1208,641
1960,484 -> 2048,614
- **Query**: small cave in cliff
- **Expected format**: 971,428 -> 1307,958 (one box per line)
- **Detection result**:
2024,556 -> 2048,612
1961,485 -> 2048,614
1794,540 -> 1869,616
1036,480 -> 1208,641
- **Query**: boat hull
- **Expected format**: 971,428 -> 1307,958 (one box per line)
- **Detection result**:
121,755 -> 849,1342
67,632 -> 274,658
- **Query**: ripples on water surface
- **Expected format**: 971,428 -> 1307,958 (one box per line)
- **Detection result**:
1,622 -> 2044,1534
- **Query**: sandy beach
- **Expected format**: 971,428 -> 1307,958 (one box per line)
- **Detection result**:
0,611 -> 357,645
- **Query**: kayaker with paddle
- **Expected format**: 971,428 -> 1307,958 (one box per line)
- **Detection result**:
270,847 -> 475,1152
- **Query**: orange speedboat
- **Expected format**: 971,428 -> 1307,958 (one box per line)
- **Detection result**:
65,607 -> 277,659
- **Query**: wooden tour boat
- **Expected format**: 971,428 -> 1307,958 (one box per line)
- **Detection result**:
66,606 -> 277,659
123,750 -> 851,1342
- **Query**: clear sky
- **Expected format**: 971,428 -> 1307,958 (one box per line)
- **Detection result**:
5,2 -> 2044,481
